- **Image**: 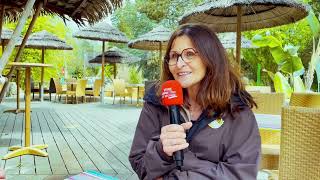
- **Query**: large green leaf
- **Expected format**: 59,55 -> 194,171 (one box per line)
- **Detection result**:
284,44 -> 299,56
252,34 -> 282,48
274,72 -> 292,98
280,56 -> 304,74
306,10 -> 320,37
262,69 -> 275,80
270,47 -> 287,64
315,58 -> 320,84
294,76 -> 306,92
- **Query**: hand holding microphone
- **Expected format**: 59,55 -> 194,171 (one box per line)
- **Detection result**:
160,122 -> 192,157
161,80 -> 192,170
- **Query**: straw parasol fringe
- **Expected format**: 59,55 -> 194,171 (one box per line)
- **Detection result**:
180,0 -> 309,32
25,30 -> 72,50
1,0 -> 124,25
73,22 -> 129,43
89,47 -> 141,64
128,25 -> 172,51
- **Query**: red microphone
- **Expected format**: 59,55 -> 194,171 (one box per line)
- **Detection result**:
161,80 -> 184,170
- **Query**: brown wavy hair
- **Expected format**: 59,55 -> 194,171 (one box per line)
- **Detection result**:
158,23 -> 256,114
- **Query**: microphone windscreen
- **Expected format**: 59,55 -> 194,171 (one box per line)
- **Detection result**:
161,80 -> 183,106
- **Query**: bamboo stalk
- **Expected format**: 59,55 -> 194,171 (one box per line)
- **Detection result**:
0,1 -> 43,103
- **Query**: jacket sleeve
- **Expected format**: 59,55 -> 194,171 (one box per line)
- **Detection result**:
129,103 -> 176,180
166,108 -> 261,180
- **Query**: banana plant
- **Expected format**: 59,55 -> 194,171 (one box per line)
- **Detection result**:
252,33 -> 305,98
305,9 -> 320,91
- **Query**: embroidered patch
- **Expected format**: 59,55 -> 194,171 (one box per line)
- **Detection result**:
208,118 -> 224,129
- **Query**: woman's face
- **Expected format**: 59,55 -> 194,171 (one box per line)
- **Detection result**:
168,35 -> 207,90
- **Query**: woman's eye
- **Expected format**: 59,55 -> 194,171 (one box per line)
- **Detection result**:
170,53 -> 178,59
186,51 -> 195,57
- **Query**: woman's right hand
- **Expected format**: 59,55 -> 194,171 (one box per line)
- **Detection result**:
160,122 -> 192,156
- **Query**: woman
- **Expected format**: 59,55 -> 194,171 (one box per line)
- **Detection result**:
129,24 -> 261,180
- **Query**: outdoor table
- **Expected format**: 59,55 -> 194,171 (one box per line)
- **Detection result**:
255,113 -> 281,130
127,83 -> 144,105
3,62 -> 52,160
3,68 -> 25,114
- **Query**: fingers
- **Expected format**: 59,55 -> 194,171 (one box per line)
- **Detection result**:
181,122 -> 192,130
161,137 -> 187,147
160,123 -> 191,157
163,143 -> 189,156
161,124 -> 185,133
160,132 -> 186,139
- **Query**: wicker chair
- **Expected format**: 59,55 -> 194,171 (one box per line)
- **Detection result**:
66,79 -> 87,104
250,93 -> 285,170
85,79 -> 102,102
138,86 -> 145,104
245,85 -> 271,93
260,129 -> 281,170
53,78 -> 66,102
289,92 -> 320,108
251,92 -> 285,115
277,106 -> 320,179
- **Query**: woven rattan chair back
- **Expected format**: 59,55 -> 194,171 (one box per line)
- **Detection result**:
92,79 -> 102,97
246,86 -> 271,93
75,79 -> 87,97
251,92 -> 285,115
289,92 -> 320,108
279,106 -> 320,179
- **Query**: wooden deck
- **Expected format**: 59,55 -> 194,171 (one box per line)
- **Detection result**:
0,101 -> 141,180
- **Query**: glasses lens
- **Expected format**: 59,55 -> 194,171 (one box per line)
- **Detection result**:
168,52 -> 178,65
182,49 -> 197,63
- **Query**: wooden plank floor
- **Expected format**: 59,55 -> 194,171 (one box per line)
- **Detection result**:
0,100 -> 141,180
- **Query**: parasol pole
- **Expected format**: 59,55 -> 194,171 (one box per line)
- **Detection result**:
40,47 -> 45,101
100,41 -> 105,103
113,64 -> 116,79
236,6 -> 242,71
159,42 -> 162,72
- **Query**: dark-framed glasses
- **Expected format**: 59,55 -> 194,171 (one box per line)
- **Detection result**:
166,48 -> 199,66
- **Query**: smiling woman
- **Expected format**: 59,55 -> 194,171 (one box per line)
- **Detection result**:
129,24 -> 261,180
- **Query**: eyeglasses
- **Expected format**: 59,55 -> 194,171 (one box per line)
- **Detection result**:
166,48 -> 199,66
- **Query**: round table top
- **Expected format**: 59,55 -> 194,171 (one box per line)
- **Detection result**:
8,62 -> 53,68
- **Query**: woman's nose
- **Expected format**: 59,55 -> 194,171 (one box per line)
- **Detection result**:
176,56 -> 186,68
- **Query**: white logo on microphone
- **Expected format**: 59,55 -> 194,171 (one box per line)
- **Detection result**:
162,88 -> 177,99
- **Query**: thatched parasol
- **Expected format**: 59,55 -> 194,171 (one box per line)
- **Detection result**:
25,30 -> 72,50
25,30 -> 72,101
179,0 -> 308,67
89,47 -> 140,78
128,25 -> 172,51
128,25 -> 172,65
73,22 -> 129,103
